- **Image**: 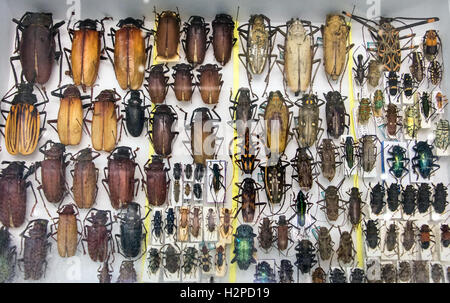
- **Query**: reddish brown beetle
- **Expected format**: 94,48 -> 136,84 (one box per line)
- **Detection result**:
0,161 -> 38,228
154,9 -> 181,62
197,64 -> 223,104
145,64 -> 170,104
276,215 -> 293,252
143,156 -> 170,206
386,103 -> 401,137
182,16 -> 210,65
50,204 -> 82,258
148,104 -> 179,157
171,63 -> 195,102
83,208 -> 115,262
36,140 -> 69,204
70,148 -> 100,209
211,14 -> 236,66
102,146 -> 141,210
233,177 -> 264,223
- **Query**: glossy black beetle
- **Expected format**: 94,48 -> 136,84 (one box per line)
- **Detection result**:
122,90 -> 150,137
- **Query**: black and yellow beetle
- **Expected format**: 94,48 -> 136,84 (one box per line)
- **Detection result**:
0,82 -> 48,155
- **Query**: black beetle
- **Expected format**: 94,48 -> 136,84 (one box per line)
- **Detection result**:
387,183 -> 401,212
115,202 -> 150,259
350,268 -> 366,283
364,219 -> 380,249
417,183 -> 432,213
432,183 -> 448,214
0,226 -> 16,283
369,182 -> 386,215
164,208 -> 177,237
122,90 -> 150,137
402,185 -> 417,216
325,91 -> 349,139
294,239 -> 317,274
152,210 -> 164,243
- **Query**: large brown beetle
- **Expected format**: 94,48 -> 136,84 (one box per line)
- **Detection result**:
181,106 -> 223,166
325,91 -> 349,139
102,146 -> 141,210
35,140 -> 69,204
171,63 -> 195,102
1,82 -> 49,156
50,204 -> 82,258
260,158 -> 291,209
0,161 -> 38,228
18,219 -> 50,280
197,64 -> 223,104
259,91 -> 293,164
182,16 -> 210,65
238,14 -> 277,95
316,179 -> 346,222
211,14 -> 236,66
64,15 -> 110,91
70,148 -> 100,209
317,138 -> 342,182
85,89 -> 122,152
83,209 -> 114,262
233,178 -> 264,223
294,93 -> 324,148
291,147 -> 317,191
11,12 -> 65,86
145,64 -> 170,104
143,156 -> 170,207
47,84 -> 91,146
148,104 -> 179,157
106,17 -> 153,90
346,187 -> 364,226
154,9 -> 181,62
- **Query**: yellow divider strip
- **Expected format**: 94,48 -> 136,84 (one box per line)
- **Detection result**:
140,23 -> 157,282
346,22 -> 364,269
228,19 -> 240,283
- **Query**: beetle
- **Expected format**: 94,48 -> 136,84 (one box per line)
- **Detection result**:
116,260 -> 137,283
367,60 -> 382,87
274,215 -> 294,252
164,208 -> 177,238
417,183 -> 432,214
260,158 -> 291,207
233,178 -> 264,223
36,140 -> 69,204
219,208 -> 233,241
410,51 -> 425,83
291,147 -> 317,191
381,263 -> 397,283
337,229 -> 355,264
209,162 -> 225,204
1,82 -> 49,155
190,207 -> 202,239
10,12 -> 65,85
0,161 -> 38,228
341,136 -> 358,172
435,92 -> 448,110
83,209 -> 114,262
228,87 -> 259,135
411,141 -> 440,180
401,73 -> 416,99
181,106 -> 223,166
359,135 -> 379,173
372,89 -> 384,117
147,247 -> 162,275
346,187 -> 364,226
386,71 -> 399,97
403,103 -> 421,138
106,17 -> 153,90
432,183 -> 448,214
312,267 -> 327,283
343,12 -> 439,72
353,54 -> 369,86
231,224 -> 257,270
154,9 -> 181,62
215,244 -> 227,275
422,30 -> 441,61
357,97 -> 372,125
258,217 -> 274,252
64,15 -> 109,90
350,268 -> 366,283
143,155 -> 170,207
434,119 -> 450,152
171,63 -> 195,102
419,224 -> 434,250
398,261 -> 412,282
413,261 -> 430,283
97,258 -> 113,283
329,267 -> 347,283
294,93 -> 324,148
440,224 -> 450,248
402,185 -> 417,216
316,226 -> 334,260
47,84 -> 90,146
369,182 -> 386,215
115,202 -> 149,259
148,104 -> 179,157
385,103 -> 401,137
386,145 -> 409,181
0,227 -> 17,283
317,139 -> 341,182
199,244 -> 212,273
290,190 -> 314,229
70,148 -> 100,209
86,89 -> 122,152
182,16 -> 210,65
194,163 -> 205,182
278,259 -> 294,283
181,246 -> 199,277
184,183 -> 192,197
431,263 -> 444,283
145,64 -> 170,104
102,146 -> 140,209
206,208 -> 217,237
50,204 -> 82,258
427,60 -> 442,86
364,219 -> 381,250
277,18 -> 320,96
238,14 -> 276,95
18,219 -> 50,280
316,179 -> 346,222
231,129 -> 261,175
402,220 -> 417,252
197,64 -> 223,104
322,14 -> 352,82
172,163 -> 182,204
151,210 -> 164,243
420,92 -> 435,121
122,90 -> 150,137
161,243 -> 181,276
325,91 -> 348,139
253,261 -> 276,283
211,14 -> 236,66
384,223 -> 399,254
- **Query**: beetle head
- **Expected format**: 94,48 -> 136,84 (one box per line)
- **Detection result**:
117,17 -> 144,29
212,14 -> 234,26
19,12 -> 53,28
112,146 -> 133,160
77,19 -> 99,30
